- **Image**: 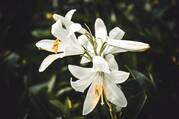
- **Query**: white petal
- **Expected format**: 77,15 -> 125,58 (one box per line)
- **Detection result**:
51,20 -> 67,41
106,71 -> 129,84
53,14 -> 61,21
83,78 -> 101,115
95,18 -> 107,41
36,39 -> 64,53
65,9 -> 76,20
53,13 -> 72,27
107,39 -> 150,52
92,56 -> 110,73
78,35 -> 88,47
80,55 -> 91,64
104,77 -> 127,107
70,73 -> 96,92
105,54 -> 118,71
104,45 -> 128,54
36,39 -> 55,52
64,44 -> 84,56
53,9 -> 76,22
68,23 -> 82,36
68,65 -> 93,79
39,54 -> 64,72
109,27 -> 125,40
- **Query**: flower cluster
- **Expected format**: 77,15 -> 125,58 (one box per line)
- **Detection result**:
36,9 -> 150,115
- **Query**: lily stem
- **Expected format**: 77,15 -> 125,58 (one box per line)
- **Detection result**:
105,96 -> 118,119
109,103 -> 117,119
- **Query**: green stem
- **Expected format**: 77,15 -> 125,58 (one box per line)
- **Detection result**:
109,107 -> 115,119
105,96 -> 118,119
84,50 -> 92,61
84,31 -> 98,56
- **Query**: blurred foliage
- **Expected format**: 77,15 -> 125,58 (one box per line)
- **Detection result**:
0,0 -> 178,119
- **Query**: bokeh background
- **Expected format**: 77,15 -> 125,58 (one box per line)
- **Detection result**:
0,0 -> 178,119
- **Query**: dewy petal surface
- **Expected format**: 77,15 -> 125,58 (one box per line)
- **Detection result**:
83,77 -> 102,115
107,39 -> 150,52
92,56 -> 110,73
109,27 -> 125,40
104,77 -> 127,107
39,53 -> 64,72
95,18 -> 107,41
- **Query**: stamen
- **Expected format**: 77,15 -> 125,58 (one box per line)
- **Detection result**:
52,39 -> 60,53
94,84 -> 104,105
100,86 -> 104,105
95,85 -> 101,97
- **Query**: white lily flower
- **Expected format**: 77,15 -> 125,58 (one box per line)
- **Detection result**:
68,56 -> 129,115
36,10 -> 84,72
94,18 -> 150,54
79,18 -> 149,65
53,9 -> 86,35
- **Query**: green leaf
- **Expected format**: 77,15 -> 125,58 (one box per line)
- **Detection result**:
49,99 -> 68,115
29,83 -> 48,94
29,75 -> 56,94
122,91 -> 147,119
65,97 -> 72,110
32,29 -> 51,38
70,116 -> 85,119
56,87 -> 73,96
48,75 -> 56,93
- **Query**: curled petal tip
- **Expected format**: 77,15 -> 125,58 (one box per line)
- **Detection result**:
138,43 -> 150,52
52,14 -> 60,21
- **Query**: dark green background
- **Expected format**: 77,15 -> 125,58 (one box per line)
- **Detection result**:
0,0 -> 178,119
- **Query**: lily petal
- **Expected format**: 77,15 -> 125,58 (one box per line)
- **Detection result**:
65,9 -> 76,20
104,77 -> 127,107
70,73 -> 96,92
107,39 -> 150,52
95,18 -> 107,41
109,27 -> 125,40
78,35 -> 88,48
105,54 -> 118,71
53,13 -> 61,21
106,70 -> 129,84
68,23 -> 82,36
36,39 -> 64,53
68,65 -> 93,79
92,56 -> 110,73
51,20 -> 67,41
64,44 -> 84,56
83,78 -> 102,115
80,55 -> 91,64
104,45 -> 128,55
39,53 -> 64,72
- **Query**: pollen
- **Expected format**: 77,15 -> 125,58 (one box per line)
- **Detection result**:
52,39 -> 60,53
95,85 -> 101,96
95,85 -> 104,105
